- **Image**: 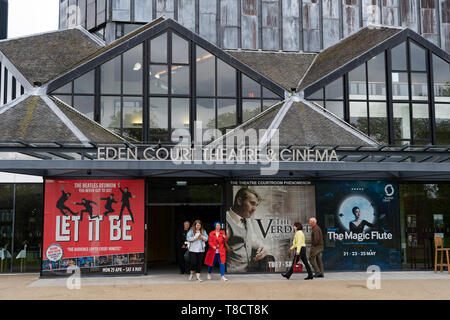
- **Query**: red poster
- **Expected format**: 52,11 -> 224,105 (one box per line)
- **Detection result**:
42,179 -> 145,275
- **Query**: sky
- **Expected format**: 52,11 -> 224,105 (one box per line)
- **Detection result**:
7,0 -> 59,39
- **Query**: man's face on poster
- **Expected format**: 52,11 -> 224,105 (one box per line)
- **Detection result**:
238,192 -> 259,219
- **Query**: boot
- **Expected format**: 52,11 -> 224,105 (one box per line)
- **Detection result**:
281,272 -> 291,280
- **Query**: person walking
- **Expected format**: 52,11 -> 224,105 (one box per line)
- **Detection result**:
309,217 -> 324,278
282,222 -> 314,280
204,222 -> 228,281
186,220 -> 208,282
176,220 -> 190,274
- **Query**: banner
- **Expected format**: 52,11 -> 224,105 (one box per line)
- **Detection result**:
227,181 -> 315,273
42,179 -> 145,275
316,181 -> 401,270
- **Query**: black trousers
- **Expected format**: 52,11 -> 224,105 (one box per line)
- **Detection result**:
189,251 -> 203,273
286,247 -> 313,277
177,248 -> 188,273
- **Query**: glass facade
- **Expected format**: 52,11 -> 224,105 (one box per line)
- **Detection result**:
50,29 -> 282,143
306,38 -> 450,146
59,0 -> 107,30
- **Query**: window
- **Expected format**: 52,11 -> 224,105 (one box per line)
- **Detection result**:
433,55 -> 450,103
112,0 -> 131,21
135,0 -> 153,22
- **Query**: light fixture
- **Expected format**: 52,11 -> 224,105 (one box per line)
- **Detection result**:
133,62 -> 142,71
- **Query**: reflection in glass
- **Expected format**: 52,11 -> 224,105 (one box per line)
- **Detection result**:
73,96 -> 95,119
112,0 -> 131,21
349,63 -> 366,99
433,54 -> 450,103
196,46 -> 215,96
172,98 -> 190,130
74,70 -> 95,94
326,101 -> 344,119
307,89 -> 323,100
263,87 -> 280,99
412,103 -> 430,143
122,97 -> 143,141
101,96 -> 121,134
350,101 -> 368,135
0,185 -> 13,273
149,97 -> 168,139
97,0 -> 106,25
197,98 -> 215,129
217,59 -> 236,97
391,42 -> 407,71
151,33 -> 167,63
392,72 -> 409,100
325,77 -> 343,100
217,99 -> 236,131
369,102 -> 388,143
13,185 -> 43,273
410,41 -> 426,71
368,53 -> 386,100
172,33 -> 189,64
243,100 -> 261,122
242,75 -> 261,98
263,100 -> 281,111
101,55 -> 121,94
135,0 -> 152,22
54,95 -> 72,106
393,103 -> 411,141
171,65 -> 190,95
53,82 -> 71,94
123,44 -> 143,95
435,104 -> 450,145
411,73 -> 428,100
149,65 -> 169,94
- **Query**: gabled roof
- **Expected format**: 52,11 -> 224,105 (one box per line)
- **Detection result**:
226,50 -> 316,91
0,28 -> 103,86
0,95 -> 123,143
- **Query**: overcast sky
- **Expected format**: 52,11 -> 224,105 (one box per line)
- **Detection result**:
7,0 -> 59,39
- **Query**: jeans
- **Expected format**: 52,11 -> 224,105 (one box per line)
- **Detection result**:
208,253 -> 225,276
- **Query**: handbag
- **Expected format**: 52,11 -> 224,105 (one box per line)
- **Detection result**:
184,249 -> 190,262
293,255 -> 303,273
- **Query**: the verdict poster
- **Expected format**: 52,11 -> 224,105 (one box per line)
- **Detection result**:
42,179 -> 145,275
316,181 -> 402,271
227,181 -> 315,273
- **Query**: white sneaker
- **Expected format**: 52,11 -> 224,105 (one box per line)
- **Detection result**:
197,278 -> 203,282
207,274 -> 212,280
188,274 -> 193,281
221,276 -> 228,281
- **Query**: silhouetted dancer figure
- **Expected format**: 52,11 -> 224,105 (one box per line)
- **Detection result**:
56,186 -> 78,216
98,194 -> 118,216
73,198 -> 98,221
119,186 -> 135,223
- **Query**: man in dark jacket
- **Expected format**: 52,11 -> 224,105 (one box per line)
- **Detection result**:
176,221 -> 190,274
309,217 -> 324,278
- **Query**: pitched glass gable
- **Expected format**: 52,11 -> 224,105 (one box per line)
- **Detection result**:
49,22 -> 284,143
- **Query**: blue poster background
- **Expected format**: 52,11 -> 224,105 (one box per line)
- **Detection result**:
316,181 -> 402,270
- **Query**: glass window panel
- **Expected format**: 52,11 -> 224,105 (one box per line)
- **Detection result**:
263,100 -> 281,111
172,33 -> 189,64
350,101 -> 368,135
312,100 -> 324,107
391,42 -> 407,71
217,99 -> 237,131
242,74 -> 261,98
123,24 -> 143,36
325,101 -> 344,119
73,95 -> 94,119
150,33 -> 167,63
54,95 -> 72,106
369,102 -> 388,143
77,0 -> 86,28
0,185 -> 13,273
368,53 -> 386,100
306,88 -> 323,100
12,185 -> 43,273
412,103 -> 430,143
74,70 -> 95,94
97,0 -> 106,25
392,72 -> 409,100
410,41 -> 427,71
196,46 -> 215,96
171,98 -> 190,130
135,0 -> 153,22
112,0 -> 131,21
325,77 -> 343,100
435,104 -> 450,145
242,99 -> 261,122
411,72 -> 428,101
149,65 -> 169,94
101,56 -> 121,94
149,97 -> 169,139
171,65 -> 190,95
348,63 -> 367,100
52,82 -> 72,94
393,103 -> 411,141
101,96 -> 121,133
87,0 -> 96,30
217,60 -> 236,97
263,87 -> 281,99
122,97 -> 142,141
197,98 -> 215,129
123,44 -> 143,95
433,54 -> 450,103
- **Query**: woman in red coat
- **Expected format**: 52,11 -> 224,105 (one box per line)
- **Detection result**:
204,222 -> 228,281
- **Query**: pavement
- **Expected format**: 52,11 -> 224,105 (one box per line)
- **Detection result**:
0,270 -> 449,300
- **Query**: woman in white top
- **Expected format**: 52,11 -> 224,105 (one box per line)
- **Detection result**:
186,219 -> 208,281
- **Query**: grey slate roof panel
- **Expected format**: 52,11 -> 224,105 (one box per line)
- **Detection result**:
227,50 -> 317,91
0,29 -> 102,85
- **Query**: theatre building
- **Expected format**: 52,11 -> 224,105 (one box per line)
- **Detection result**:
0,5 -> 449,275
